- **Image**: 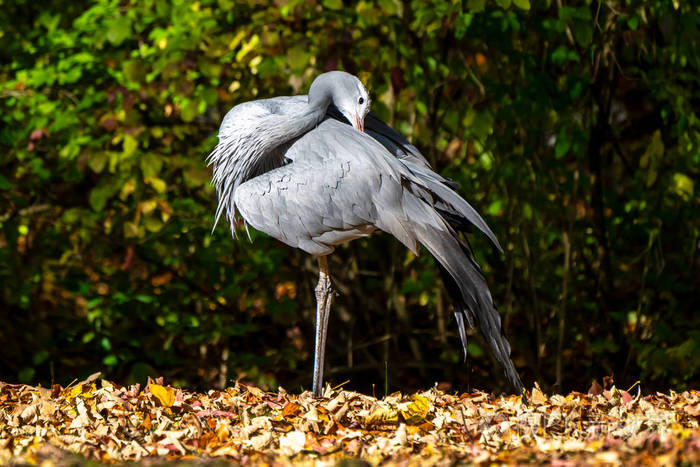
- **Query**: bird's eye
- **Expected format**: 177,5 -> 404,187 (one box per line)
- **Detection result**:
358,97 -> 364,105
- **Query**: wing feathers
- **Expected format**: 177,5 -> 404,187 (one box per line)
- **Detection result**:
404,200 -> 524,394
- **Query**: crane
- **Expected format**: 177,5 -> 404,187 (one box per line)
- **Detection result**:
207,71 -> 524,398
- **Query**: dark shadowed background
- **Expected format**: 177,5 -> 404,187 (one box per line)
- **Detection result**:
1,0 -> 698,395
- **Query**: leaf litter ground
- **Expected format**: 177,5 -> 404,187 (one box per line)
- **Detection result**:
1,373 -> 698,465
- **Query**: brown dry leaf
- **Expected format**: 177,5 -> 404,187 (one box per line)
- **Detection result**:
1,379 -> 699,466
282,401 -> 301,418
364,405 -> 400,426
279,430 -> 306,455
588,379 -> 604,395
532,383 -> 548,405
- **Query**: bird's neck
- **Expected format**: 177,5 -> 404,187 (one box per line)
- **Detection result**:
288,100 -> 328,137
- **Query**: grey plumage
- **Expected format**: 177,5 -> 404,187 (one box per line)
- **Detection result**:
207,71 -> 524,397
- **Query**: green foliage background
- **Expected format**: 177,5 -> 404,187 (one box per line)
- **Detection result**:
1,0 -> 698,393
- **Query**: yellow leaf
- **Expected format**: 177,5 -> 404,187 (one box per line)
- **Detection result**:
400,395 -> 430,424
364,406 -> 399,426
157,199 -> 173,222
419,291 -> 430,306
672,172 -> 694,200
140,199 -> 157,215
149,383 -> 174,407
145,177 -> 167,194
120,179 -> 136,201
235,34 -> 259,62
66,382 -> 96,400
228,30 -> 247,51
68,385 -> 83,399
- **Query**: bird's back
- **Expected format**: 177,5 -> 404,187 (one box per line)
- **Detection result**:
234,119 -> 402,255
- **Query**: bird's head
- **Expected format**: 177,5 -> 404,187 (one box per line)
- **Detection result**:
309,71 -> 371,132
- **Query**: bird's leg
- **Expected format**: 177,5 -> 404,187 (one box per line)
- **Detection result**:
312,255 -> 333,398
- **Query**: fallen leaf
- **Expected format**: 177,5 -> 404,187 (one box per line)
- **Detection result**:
588,380 -> 603,395
149,383 -> 174,408
279,430 -> 306,455
400,395 -> 430,424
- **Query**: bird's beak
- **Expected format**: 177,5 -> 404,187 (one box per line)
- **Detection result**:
353,113 -> 364,132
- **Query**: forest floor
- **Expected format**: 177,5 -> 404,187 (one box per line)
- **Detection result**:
1,374 -> 698,466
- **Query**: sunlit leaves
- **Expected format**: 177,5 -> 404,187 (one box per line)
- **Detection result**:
1,380 -> 699,464
145,177 -> 167,194
512,0 -> 530,10
322,0 -> 344,10
140,154 -> 163,179
672,173 -> 694,200
148,383 -> 175,407
467,0 -> 486,13
179,99 -> 199,122
106,15 -> 131,46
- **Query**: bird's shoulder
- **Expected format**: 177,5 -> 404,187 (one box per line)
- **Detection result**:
220,96 -> 306,130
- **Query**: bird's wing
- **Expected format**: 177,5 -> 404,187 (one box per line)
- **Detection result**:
325,105 -> 501,251
208,96 -> 316,232
233,119 -> 417,256
235,119 -> 523,393
234,119 -> 431,259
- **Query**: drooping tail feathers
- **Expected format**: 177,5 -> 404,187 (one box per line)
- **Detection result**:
400,188 -> 524,395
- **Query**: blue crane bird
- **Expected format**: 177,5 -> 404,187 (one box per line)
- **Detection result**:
207,71 -> 524,397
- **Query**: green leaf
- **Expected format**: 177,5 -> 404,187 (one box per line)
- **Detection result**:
106,15 -> 131,46
0,175 -> 11,190
88,152 -> 107,173
140,154 -> 163,178
123,221 -> 145,238
512,0 -> 530,10
627,16 -> 639,30
89,187 -> 109,211
467,342 -> 484,357
322,0 -> 343,10
555,131 -> 571,158
466,0 -> 486,12
103,355 -> 118,366
122,134 -> 138,157
144,215 -> 163,232
136,294 -> 154,303
100,336 -> 112,351
572,20 -> 593,47
494,0 -> 511,8
672,173 -> 694,200
180,99 -> 198,122
487,199 -> 503,216
377,0 -> 398,15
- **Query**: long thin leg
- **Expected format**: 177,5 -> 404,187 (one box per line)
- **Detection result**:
312,255 -> 333,397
